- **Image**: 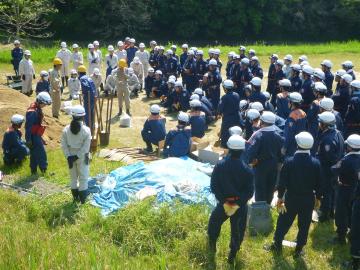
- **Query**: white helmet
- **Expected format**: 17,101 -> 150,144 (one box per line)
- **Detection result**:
14,40 -> 20,45
250,77 -> 262,87
249,49 -> 256,55
260,111 -> 276,124
229,126 -> 243,136
223,79 -> 234,89
169,75 -> 176,81
208,48 -> 215,54
129,38 -> 135,43
341,74 -> 353,84
276,59 -> 284,66
302,65 -> 314,75
71,105 -> 86,117
239,100 -> 248,110
11,114 -> 24,124
88,44 -> 94,49
182,44 -> 188,49
209,59 -> 217,66
93,68 -> 100,75
228,51 -> 235,57
345,134 -> 360,149
213,48 -> 220,55
150,104 -> 161,114
314,82 -> 327,93
342,60 -> 354,68
150,40 -> 157,46
93,40 -> 100,46
117,41 -> 124,47
148,67 -> 155,73
139,43 -> 145,48
250,102 -> 264,112
284,54 -> 293,61
240,46 -> 246,51
194,88 -> 204,95
321,60 -> 333,68
351,80 -> 360,89
187,50 -> 195,56
24,50 -> 31,56
178,111 -> 189,123
263,91 -> 270,99
36,92 -> 52,105
196,50 -> 204,55
166,49 -> 173,55
108,45 -> 114,51
251,56 -> 259,62
300,61 -> 309,67
72,43 -> 79,49
291,64 -> 301,72
299,55 -> 308,62
175,81 -> 183,88
289,92 -> 303,103
190,94 -> 200,101
314,68 -> 325,80
319,98 -> 334,111
155,70 -> 162,75
167,78 -> 176,84
171,45 -> 177,49
318,111 -> 336,124
270,54 -> 278,59
295,132 -> 314,149
247,109 -> 261,120
133,56 -> 140,63
227,135 -> 246,150
241,58 -> 250,65
40,70 -> 49,77
127,68 -> 134,75
279,79 -> 291,87
60,41 -> 67,48
190,99 -> 202,108
70,69 -> 78,75
335,69 -> 346,77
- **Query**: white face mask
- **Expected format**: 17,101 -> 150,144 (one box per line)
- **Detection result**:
43,76 -> 49,80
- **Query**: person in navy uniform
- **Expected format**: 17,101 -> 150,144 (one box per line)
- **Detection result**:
267,54 -> 278,104
208,135 -> 254,264
299,65 -> 315,113
250,56 -> 264,79
207,59 -> 222,111
141,105 -> 166,153
272,60 -> 285,107
321,60 -> 334,96
344,80 -> 360,138
189,99 -> 207,138
226,52 -> 235,79
319,98 -> 344,135
238,58 -> 253,100
126,38 -> 138,66
144,67 -> 155,98
342,61 -> 356,80
276,79 -> 291,119
290,64 -> 302,93
307,82 -> 327,139
35,71 -> 50,94
11,40 -> 23,76
333,73 -> 352,119
164,50 -> 178,79
179,44 -> 188,74
248,77 -> 266,106
2,114 -> 29,165
195,50 -> 207,84
265,132 -> 322,258
166,81 -> 190,112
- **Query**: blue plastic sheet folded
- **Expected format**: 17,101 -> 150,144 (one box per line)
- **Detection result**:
90,157 -> 216,216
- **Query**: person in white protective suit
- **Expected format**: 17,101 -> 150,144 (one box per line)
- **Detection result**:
19,50 -> 35,96
56,41 -> 72,87
61,105 -> 91,204
130,56 -> 144,87
68,69 -> 81,100
115,41 -> 127,61
71,44 -> 83,71
93,40 -> 102,68
87,43 -> 100,74
135,43 -> 150,77
90,68 -> 103,96
104,71 -> 116,96
127,67 -> 141,97
105,45 -> 118,79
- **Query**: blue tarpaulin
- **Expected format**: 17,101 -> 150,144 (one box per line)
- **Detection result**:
90,157 -> 216,216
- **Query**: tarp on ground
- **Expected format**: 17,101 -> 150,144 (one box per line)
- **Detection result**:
90,157 -> 216,216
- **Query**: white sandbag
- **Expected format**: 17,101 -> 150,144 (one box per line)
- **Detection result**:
119,113 -> 131,127
61,100 -> 73,114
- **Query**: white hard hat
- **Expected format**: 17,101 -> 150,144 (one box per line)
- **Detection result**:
279,79 -> 291,87
127,67 -> 134,74
342,60 -> 354,68
250,102 -> 264,112
209,59 -> 217,66
139,43 -> 145,48
11,114 -> 24,124
60,41 -> 67,48
300,61 -> 309,67
314,68 -> 325,80
314,82 -> 327,93
239,100 -> 248,110
302,65 -> 314,75
133,56 -> 140,63
233,54 -> 241,60
299,55 -> 308,61
289,92 -> 303,103
250,77 -> 262,87
241,58 -> 250,65
93,40 -> 99,46
169,75 -> 176,81
71,105 -> 86,117
24,50 -> 31,56
295,132 -> 314,149
159,46 -> 165,51
260,111 -> 276,124
190,99 -> 202,108
125,37 -> 130,41
318,111 -> 336,124
88,43 -> 94,49
190,47 -> 198,52
117,41 -> 124,47
168,78 -> 176,84
321,60 -> 333,68
335,69 -> 346,77
276,60 -> 284,66
194,88 -> 204,95
166,49 -> 173,55
223,79 -> 234,89
93,68 -> 100,75
249,49 -> 256,54
196,50 -> 204,55
171,45 -> 177,49
175,81 -> 183,87
247,109 -> 260,120
214,49 -> 220,55
190,94 -> 200,101
187,50 -> 195,56
208,48 -> 215,54
341,74 -> 353,84
36,92 -> 52,105
228,51 -> 235,57
319,98 -> 334,111
40,70 -> 49,77
227,135 -> 246,150
155,70 -> 162,75
284,54 -> 293,61
263,91 -> 270,99
351,80 -> 360,89
182,44 -> 188,49
14,40 -> 20,45
291,64 -> 301,72
129,38 -> 135,43
229,126 -> 243,136
240,46 -> 246,51
150,104 -> 161,114
345,134 -> 360,149
178,111 -> 189,122
251,56 -> 259,62
108,45 -> 114,51
150,40 -> 157,46
70,69 -> 78,75
148,67 -> 154,73
72,43 -> 79,49
270,54 -> 278,59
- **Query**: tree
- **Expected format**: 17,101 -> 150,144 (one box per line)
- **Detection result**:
0,0 -> 57,40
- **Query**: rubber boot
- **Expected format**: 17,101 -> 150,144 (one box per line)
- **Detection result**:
31,168 -> 37,175
78,190 -> 87,204
71,189 -> 80,203
208,239 -> 216,253
264,242 -> 282,253
294,245 -> 305,258
65,76 -> 69,87
118,108 -> 122,117
126,109 -> 131,116
40,168 -> 47,174
61,77 -> 65,89
227,249 -> 237,264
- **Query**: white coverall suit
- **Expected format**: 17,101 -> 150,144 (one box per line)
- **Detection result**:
19,58 -> 35,94
61,123 -> 91,191
56,49 -> 72,78
71,51 -> 84,70
90,73 -> 103,96
105,73 -> 116,95
88,51 -> 100,74
130,61 -> 144,84
68,77 -> 81,99
135,50 -> 150,77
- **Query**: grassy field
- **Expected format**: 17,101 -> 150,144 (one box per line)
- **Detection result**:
0,41 -> 358,269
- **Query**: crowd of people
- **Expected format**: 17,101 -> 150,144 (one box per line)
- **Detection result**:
4,38 -> 360,268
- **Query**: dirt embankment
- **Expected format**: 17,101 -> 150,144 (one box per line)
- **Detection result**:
0,87 -> 65,149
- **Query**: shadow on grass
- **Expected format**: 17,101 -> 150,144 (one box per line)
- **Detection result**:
45,200 -> 79,229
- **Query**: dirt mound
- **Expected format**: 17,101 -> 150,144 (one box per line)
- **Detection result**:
0,86 -> 65,149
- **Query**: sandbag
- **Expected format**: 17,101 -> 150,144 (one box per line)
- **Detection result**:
248,201 -> 273,236
119,113 -> 131,127
61,100 -> 73,114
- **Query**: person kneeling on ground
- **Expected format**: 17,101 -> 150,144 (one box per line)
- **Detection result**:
163,112 -> 191,157
208,135 -> 254,264
189,99 -> 207,139
141,104 -> 166,153
35,71 -> 50,95
2,114 -> 29,165
61,105 -> 91,204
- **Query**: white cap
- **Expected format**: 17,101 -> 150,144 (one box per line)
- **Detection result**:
150,104 -> 160,114
190,94 -> 200,101
71,105 -> 86,117
14,40 -> 20,45
24,50 -> 31,56
295,132 -> 314,149
318,111 -> 336,124
108,45 -> 114,51
351,80 -> 360,89
342,60 -> 354,68
341,74 -> 353,84
213,49 -> 220,55
196,50 -> 204,55
279,79 -> 291,87
148,67 -> 154,73
345,134 -> 360,149
319,98 -> 334,111
93,40 -> 99,46
60,41 -> 67,48
251,56 -> 259,62
227,135 -> 246,150
139,43 -> 145,48
335,69 -> 346,77
260,111 -> 276,124
190,99 -> 202,108
289,92 -> 303,103
168,78 -> 176,84
321,60 -> 333,68
314,82 -> 327,93
239,100 -> 248,110
11,114 -> 24,124
314,68 -> 325,80
299,55 -> 308,61
194,88 -> 204,95
229,126 -> 242,136
36,92 -> 52,105
127,67 -> 134,74
182,44 -> 188,49
250,77 -> 262,87
175,81 -> 183,87
276,60 -> 284,66
240,46 -> 246,51
302,65 -> 314,75
40,70 -> 49,77
209,59 -> 217,66
241,58 -> 250,65
129,38 -> 135,43
249,49 -> 256,54
88,44 -> 94,49
284,54 -> 293,61
166,49 -> 173,55
93,68 -> 100,75
178,111 -> 189,122
70,69 -> 78,75
291,64 -> 301,72
223,79 -> 234,89
133,56 -> 140,63
155,70 -> 162,75
72,43 -> 79,49
117,41 -> 124,47
250,102 -> 264,112
247,109 -> 260,120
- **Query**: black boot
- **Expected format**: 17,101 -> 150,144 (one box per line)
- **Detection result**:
126,109 -> 131,116
208,240 -> 216,253
294,245 -> 305,258
40,168 -> 47,174
65,76 -> 69,87
71,189 -> 80,203
61,77 -> 65,88
31,168 -> 37,175
227,249 -> 237,264
117,108 -> 122,117
78,190 -> 88,204
264,242 -> 282,253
